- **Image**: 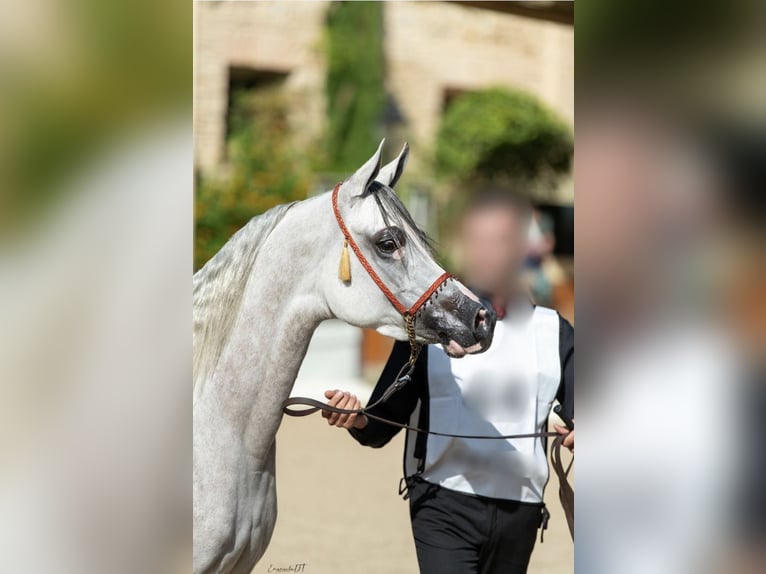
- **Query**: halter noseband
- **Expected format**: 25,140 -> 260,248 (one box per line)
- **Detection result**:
331,182 -> 452,389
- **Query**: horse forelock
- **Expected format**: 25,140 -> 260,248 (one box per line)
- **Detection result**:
193,202 -> 295,393
363,181 -> 435,255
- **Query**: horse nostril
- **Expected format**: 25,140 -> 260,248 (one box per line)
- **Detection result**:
474,307 -> 487,332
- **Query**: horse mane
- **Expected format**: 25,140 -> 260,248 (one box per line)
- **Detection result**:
193,202 -> 295,393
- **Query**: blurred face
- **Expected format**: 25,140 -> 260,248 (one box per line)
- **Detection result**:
460,206 -> 529,295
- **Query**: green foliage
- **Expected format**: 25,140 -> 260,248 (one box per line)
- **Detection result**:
194,87 -> 310,270
324,1 -> 385,172
435,88 -> 573,187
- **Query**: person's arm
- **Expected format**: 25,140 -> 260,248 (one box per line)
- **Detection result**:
323,340 -> 425,448
554,315 -> 574,449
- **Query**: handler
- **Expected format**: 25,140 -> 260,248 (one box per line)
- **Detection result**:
323,191 -> 574,574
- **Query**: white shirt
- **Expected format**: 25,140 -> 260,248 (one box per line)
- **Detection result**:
405,305 -> 562,502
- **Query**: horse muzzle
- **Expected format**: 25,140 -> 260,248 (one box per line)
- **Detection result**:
418,287 -> 496,357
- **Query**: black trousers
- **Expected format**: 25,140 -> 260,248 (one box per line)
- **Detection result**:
407,477 -> 543,574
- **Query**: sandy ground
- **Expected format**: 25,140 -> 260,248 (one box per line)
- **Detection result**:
256,397 -> 573,574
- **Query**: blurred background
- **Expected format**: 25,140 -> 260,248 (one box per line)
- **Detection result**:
576,1 -> 765,573
194,2 -> 573,573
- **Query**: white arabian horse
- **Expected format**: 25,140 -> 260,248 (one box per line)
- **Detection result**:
193,141 -> 495,574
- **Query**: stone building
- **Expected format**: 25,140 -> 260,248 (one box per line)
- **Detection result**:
194,1 -> 573,181
194,1 -> 329,172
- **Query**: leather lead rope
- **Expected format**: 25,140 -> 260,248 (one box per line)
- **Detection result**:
551,434 -> 575,541
281,179 -> 564,440
282,395 -> 559,440
281,393 -> 574,540
279,181 -> 574,537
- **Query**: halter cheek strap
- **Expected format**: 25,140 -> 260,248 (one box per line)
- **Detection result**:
331,182 -> 452,318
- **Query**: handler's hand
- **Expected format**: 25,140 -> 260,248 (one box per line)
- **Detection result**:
553,421 -> 574,452
322,390 -> 368,430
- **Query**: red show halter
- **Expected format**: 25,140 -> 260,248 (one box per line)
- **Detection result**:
283,182 -> 453,418
331,182 -> 452,318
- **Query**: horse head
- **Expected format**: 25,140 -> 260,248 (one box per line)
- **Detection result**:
324,140 -> 495,357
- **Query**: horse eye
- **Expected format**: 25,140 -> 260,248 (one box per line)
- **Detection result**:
378,239 -> 398,253
372,227 -> 405,255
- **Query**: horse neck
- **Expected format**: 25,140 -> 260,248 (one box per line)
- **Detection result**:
199,195 -> 334,457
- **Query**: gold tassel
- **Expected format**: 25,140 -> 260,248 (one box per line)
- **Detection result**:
339,240 -> 351,282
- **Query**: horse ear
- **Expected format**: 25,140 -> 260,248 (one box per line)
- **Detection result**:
376,142 -> 409,189
339,139 -> 385,200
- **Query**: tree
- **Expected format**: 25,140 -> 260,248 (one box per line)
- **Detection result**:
194,86 -> 310,270
435,87 -> 572,195
324,1 -> 385,172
